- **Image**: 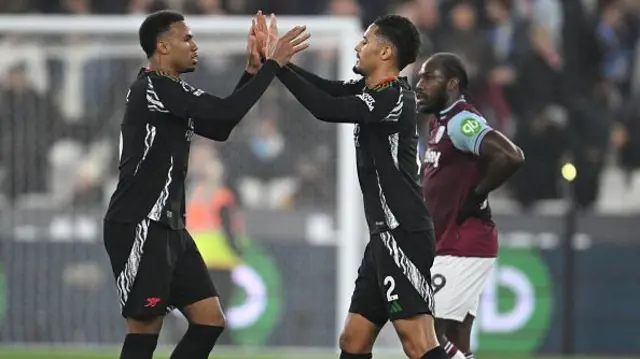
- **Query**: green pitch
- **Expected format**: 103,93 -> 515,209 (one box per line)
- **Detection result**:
0,351 -> 638,359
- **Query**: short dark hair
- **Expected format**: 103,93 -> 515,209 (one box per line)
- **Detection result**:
431,52 -> 469,91
373,15 -> 421,70
139,10 -> 185,58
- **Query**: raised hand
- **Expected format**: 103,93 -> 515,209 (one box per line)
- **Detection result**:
253,11 -> 269,59
265,14 -> 310,67
245,18 -> 261,74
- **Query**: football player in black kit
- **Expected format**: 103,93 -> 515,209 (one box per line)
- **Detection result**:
249,13 -> 448,359
102,10 -> 309,359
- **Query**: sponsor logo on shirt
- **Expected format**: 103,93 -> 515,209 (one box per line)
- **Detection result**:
460,117 -> 482,137
356,93 -> 375,111
424,148 -> 441,168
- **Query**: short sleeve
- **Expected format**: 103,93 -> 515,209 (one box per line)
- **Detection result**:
447,110 -> 492,155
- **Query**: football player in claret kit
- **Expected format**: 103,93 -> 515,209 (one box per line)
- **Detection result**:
416,53 -> 525,359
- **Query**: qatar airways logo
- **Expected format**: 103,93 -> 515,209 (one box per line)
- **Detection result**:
424,148 -> 441,168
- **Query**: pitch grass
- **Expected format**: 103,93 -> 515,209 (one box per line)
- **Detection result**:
0,351 -> 638,359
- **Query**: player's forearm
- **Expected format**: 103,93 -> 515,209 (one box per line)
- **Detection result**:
193,60 -> 281,140
277,67 -> 359,123
286,63 -> 350,96
475,147 -> 524,195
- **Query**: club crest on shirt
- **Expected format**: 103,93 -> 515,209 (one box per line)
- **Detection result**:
434,125 -> 445,143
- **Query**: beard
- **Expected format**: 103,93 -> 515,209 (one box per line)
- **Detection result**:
351,61 -> 367,77
418,92 -> 448,114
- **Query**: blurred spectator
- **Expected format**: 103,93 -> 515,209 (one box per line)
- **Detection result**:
0,0 -> 35,13
60,0 -> 92,14
127,0 -> 168,13
0,63 -> 65,201
414,0 -> 442,55
292,149 -> 334,208
509,24 -> 563,121
597,0 -> 634,97
509,25 -> 567,208
187,140 -> 244,311
185,140 -> 244,345
396,0 -> 441,80
485,0 -> 529,131
561,0 -> 608,210
327,0 -> 360,16
183,0 -> 225,14
437,0 -> 495,108
233,115 -> 297,210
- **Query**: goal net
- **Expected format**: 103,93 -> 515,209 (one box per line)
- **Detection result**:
0,14 -> 370,350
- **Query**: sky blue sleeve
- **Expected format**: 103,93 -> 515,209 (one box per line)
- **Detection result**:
447,110 -> 493,155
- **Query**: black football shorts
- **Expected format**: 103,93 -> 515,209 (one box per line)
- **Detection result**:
348,226 -> 436,327
103,218 -> 218,320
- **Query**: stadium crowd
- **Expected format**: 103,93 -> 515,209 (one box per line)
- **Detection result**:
2,0 -> 640,214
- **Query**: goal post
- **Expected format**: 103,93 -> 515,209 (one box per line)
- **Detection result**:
0,14 -> 364,347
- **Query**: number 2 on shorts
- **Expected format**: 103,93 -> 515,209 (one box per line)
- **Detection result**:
384,276 -> 399,302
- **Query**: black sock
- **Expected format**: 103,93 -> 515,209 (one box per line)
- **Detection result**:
170,324 -> 224,359
119,333 -> 158,359
420,346 -> 449,359
339,351 -> 372,359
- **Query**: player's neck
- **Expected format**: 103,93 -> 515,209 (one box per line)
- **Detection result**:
147,58 -> 180,78
440,94 -> 464,113
365,69 -> 399,88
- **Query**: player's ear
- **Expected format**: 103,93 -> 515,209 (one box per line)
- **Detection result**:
380,45 -> 393,61
156,30 -> 174,55
157,39 -> 170,55
447,78 -> 459,91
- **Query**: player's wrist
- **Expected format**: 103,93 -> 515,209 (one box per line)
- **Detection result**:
245,64 -> 260,74
262,59 -> 284,72
266,56 -> 286,67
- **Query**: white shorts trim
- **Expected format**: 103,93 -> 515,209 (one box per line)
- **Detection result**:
431,255 -> 495,322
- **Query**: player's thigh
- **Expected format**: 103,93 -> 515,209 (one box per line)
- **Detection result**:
466,257 -> 495,317
431,256 -> 494,323
374,230 -> 439,358
104,219 -> 175,324
373,230 -> 435,323
170,230 -> 224,326
343,243 -> 387,353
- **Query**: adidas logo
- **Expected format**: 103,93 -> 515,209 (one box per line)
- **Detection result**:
389,301 -> 402,314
